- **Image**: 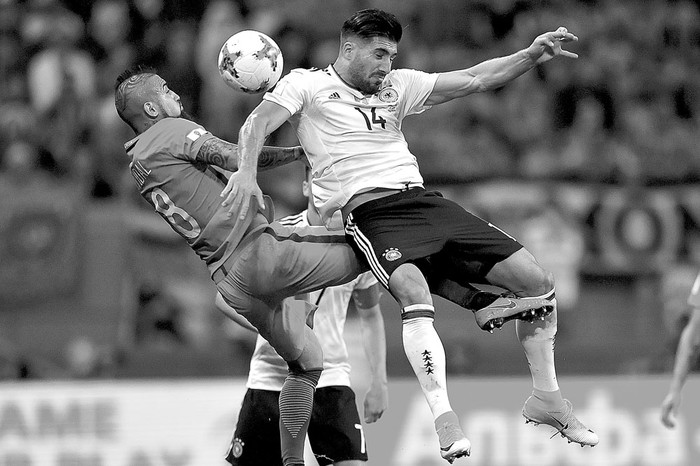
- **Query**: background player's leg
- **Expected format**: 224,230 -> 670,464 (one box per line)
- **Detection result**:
389,263 -> 471,462
226,389 -> 283,466
307,386 -> 368,466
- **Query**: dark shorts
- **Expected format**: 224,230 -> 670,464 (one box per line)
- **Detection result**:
345,188 -> 523,289
226,386 -> 367,466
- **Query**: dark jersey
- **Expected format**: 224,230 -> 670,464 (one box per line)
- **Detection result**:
124,117 -> 269,278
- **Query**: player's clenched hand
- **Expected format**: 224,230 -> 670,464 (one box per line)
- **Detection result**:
220,169 -> 265,220
660,392 -> 680,428
363,382 -> 388,423
526,27 -> 578,65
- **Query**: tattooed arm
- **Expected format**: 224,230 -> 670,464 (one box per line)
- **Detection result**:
196,136 -> 304,172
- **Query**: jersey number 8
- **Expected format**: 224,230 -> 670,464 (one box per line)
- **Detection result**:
150,188 -> 202,240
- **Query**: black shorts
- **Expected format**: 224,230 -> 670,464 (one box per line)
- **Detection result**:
226,386 -> 367,466
345,188 -> 523,289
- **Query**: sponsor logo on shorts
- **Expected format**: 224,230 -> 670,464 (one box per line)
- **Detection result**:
383,247 -> 402,261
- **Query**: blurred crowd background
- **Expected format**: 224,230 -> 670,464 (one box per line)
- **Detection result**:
1,0 -> 699,381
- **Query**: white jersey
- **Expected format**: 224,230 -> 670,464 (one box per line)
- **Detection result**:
265,65 -> 438,229
246,210 -> 379,391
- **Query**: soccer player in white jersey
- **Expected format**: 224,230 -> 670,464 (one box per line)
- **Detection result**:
660,271 -> 700,428
223,167 -> 388,466
223,9 -> 598,461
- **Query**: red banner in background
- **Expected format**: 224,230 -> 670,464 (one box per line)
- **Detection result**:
0,177 -> 84,305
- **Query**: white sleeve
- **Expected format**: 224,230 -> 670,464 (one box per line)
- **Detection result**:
387,68 -> 439,118
263,69 -> 309,116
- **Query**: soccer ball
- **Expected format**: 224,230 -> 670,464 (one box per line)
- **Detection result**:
218,30 -> 284,94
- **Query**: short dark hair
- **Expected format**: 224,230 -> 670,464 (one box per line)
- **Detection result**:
114,64 -> 157,93
114,65 -> 158,132
341,9 -> 402,43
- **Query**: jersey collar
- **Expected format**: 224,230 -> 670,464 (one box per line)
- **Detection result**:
124,136 -> 138,154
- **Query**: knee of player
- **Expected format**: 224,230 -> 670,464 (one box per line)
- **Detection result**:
277,345 -> 304,363
532,268 -> 555,296
287,338 -> 323,372
518,266 -> 555,298
389,267 -> 432,305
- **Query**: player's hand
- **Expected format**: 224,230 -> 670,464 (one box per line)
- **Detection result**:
660,392 -> 681,428
526,27 -> 578,65
363,382 -> 388,423
220,169 -> 264,220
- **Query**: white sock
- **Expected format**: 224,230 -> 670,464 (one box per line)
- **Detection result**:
516,293 -> 559,392
402,305 -> 453,419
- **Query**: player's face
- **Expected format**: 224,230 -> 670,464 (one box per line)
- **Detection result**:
150,76 -> 182,118
348,36 -> 397,95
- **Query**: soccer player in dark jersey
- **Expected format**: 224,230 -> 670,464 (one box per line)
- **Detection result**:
221,166 -> 387,466
226,9 -> 597,462
114,65 -> 366,466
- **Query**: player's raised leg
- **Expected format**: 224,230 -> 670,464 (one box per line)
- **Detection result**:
430,278 -> 554,332
486,248 -> 598,447
389,263 -> 471,463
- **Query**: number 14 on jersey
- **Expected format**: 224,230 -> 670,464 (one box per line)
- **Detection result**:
354,107 -> 387,130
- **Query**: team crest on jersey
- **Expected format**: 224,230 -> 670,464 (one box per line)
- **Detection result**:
378,87 -> 399,103
383,247 -> 402,261
229,438 -> 244,458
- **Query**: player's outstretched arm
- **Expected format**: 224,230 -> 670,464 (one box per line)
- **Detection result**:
353,283 -> 388,423
425,27 -> 578,106
197,137 -> 304,172
220,100 -> 293,219
661,306 -> 700,428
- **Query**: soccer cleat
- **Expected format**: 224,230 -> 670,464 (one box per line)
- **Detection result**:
522,397 -> 599,447
473,295 -> 553,332
440,437 -> 471,464
436,415 -> 471,463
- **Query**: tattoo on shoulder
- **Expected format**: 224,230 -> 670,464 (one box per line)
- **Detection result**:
197,138 -> 233,168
